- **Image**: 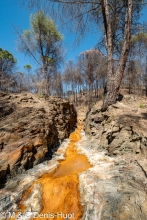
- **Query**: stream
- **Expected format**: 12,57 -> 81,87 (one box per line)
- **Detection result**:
10,122 -> 91,220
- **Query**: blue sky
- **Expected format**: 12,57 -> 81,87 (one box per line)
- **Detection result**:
0,0 -> 98,73
0,0 -> 147,73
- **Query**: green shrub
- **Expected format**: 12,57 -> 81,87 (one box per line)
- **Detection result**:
102,94 -> 105,100
139,103 -> 144,108
37,94 -> 43,98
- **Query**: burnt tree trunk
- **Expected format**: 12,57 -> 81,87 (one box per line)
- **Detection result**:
102,0 -> 134,110
42,63 -> 48,95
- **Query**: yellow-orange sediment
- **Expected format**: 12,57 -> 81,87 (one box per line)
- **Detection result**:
12,123 -> 91,220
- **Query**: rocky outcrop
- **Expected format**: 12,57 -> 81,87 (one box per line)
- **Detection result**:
0,92 -> 77,184
77,133 -> 147,220
0,136 -> 70,213
81,97 -> 147,219
85,100 -> 147,156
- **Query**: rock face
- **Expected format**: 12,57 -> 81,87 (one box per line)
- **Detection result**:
0,92 -> 77,184
78,135 -> 147,220
81,97 -> 147,219
85,100 -> 147,156
0,137 -> 70,212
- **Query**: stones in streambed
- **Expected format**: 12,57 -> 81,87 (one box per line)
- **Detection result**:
0,163 -> 56,214
80,167 -> 147,220
77,129 -> 147,220
0,138 -> 70,213
23,183 -> 42,213
2,184 -> 43,220
0,92 -> 77,184
0,194 -> 13,212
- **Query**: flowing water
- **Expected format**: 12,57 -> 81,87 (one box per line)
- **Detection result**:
12,123 -> 91,220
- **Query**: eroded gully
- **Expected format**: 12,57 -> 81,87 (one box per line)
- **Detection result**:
11,121 -> 91,220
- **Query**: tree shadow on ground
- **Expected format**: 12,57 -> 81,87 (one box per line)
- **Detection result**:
117,112 -> 147,133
